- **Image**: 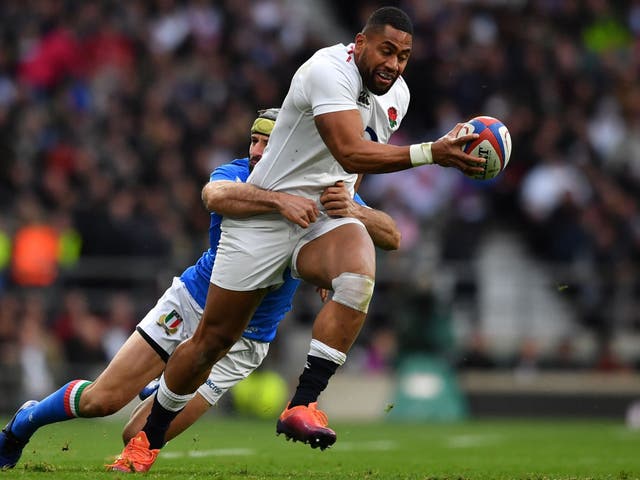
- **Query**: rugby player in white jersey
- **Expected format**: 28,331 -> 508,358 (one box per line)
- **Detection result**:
114,6 -> 485,471
0,109 -> 400,471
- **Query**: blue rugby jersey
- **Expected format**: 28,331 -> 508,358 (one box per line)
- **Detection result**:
180,157 -> 366,343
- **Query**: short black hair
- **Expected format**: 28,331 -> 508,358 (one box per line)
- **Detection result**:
363,6 -> 413,36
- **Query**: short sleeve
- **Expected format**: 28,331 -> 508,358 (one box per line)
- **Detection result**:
301,58 -> 360,117
209,163 -> 245,182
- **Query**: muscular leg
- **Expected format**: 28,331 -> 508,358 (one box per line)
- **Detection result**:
290,223 -> 374,404
4,331 -> 165,444
296,223 -> 375,352
140,284 -> 266,449
163,284 -> 267,395
126,335 -> 269,446
80,332 -> 166,417
276,223 -> 375,447
122,394 -> 210,444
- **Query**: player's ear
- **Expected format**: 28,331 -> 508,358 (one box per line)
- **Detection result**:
355,32 -> 366,50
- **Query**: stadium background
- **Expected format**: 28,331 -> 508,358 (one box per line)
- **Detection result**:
0,0 -> 639,421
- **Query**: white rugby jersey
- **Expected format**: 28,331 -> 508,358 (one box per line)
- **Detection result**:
247,43 -> 410,204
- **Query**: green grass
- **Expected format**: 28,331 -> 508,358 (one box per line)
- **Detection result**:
4,414 -> 640,479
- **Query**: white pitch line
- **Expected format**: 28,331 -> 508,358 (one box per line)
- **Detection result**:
161,448 -> 254,459
332,440 -> 397,451
445,434 -> 503,448
160,441 -> 396,459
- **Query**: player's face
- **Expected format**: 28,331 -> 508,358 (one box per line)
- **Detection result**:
354,25 -> 412,96
248,133 -> 270,171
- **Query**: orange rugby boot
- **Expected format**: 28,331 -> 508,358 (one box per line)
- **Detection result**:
106,431 -> 160,473
276,402 -> 336,450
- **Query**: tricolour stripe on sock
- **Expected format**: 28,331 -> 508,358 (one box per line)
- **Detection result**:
63,380 -> 92,418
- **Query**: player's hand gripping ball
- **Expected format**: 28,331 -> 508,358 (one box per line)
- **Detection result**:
458,116 -> 511,180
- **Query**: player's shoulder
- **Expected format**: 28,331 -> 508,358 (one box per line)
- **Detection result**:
228,157 -> 250,170
312,43 -> 351,60
306,43 -> 358,74
210,158 -> 250,182
299,43 -> 361,96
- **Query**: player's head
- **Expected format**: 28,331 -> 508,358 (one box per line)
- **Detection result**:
249,107 -> 279,170
354,7 -> 413,96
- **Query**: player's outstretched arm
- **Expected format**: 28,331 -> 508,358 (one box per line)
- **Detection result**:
202,181 -> 320,228
320,181 -> 400,251
314,110 -> 485,176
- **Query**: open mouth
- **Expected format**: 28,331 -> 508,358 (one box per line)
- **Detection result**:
376,71 -> 395,85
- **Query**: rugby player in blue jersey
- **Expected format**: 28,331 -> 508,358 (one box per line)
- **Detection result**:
0,108 -> 400,471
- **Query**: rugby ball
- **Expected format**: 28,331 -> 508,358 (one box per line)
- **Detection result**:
458,116 -> 511,180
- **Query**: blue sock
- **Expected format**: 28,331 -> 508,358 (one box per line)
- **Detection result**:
11,380 -> 91,441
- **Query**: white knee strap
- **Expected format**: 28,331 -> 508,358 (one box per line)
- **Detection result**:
331,272 -> 375,313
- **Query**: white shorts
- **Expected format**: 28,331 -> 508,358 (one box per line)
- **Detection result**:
212,212 -> 365,290
136,277 -> 270,406
196,336 -> 269,405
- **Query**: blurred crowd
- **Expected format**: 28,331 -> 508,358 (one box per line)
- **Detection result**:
0,0 -> 640,404
343,0 -> 640,374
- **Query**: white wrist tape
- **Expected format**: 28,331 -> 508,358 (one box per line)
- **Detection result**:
409,142 -> 433,166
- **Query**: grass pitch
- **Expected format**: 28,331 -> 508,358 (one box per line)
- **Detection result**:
4,414 -> 640,479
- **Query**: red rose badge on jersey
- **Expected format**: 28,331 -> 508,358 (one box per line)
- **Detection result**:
388,107 -> 397,128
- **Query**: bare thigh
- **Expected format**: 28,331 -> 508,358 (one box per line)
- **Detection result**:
296,223 -> 375,288
162,284 -> 267,393
80,331 -> 165,417
191,284 -> 267,354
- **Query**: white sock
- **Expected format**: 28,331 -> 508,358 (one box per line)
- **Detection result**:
156,375 -> 195,412
309,339 -> 347,366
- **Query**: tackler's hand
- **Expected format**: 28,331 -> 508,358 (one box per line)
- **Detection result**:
276,192 -> 319,228
320,181 -> 358,218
